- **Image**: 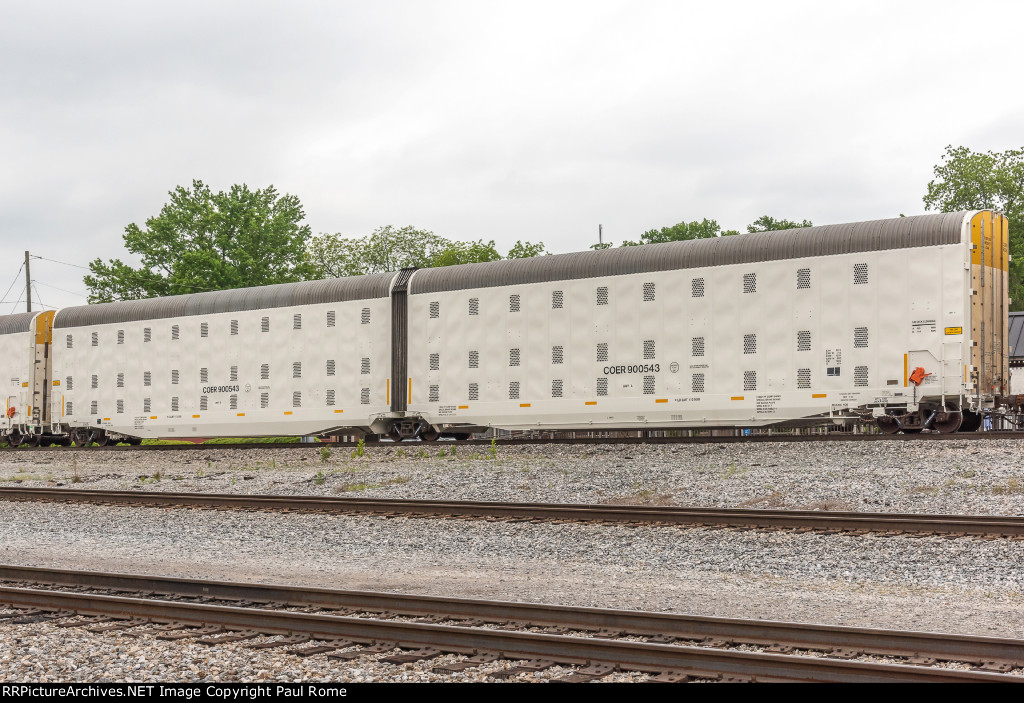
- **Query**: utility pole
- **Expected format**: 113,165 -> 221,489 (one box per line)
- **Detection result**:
598,224 -> 603,247
24,251 -> 31,312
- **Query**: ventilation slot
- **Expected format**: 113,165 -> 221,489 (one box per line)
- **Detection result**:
230,320 -> 238,335
92,332 -> 98,347
692,278 -> 705,298
293,314 -> 302,330
260,364 -> 269,380
854,366 -> 869,387
743,273 -> 756,294
429,385 -> 439,402
261,317 -> 270,333
200,322 -> 209,338
292,391 -> 301,408
643,340 -> 655,359
144,371 -> 152,387
643,376 -> 655,395
508,381 -> 520,400
743,334 -> 757,355
552,379 -> 563,398
171,325 -> 179,341
552,346 -> 564,364
230,366 -> 238,382
797,330 -> 811,352
65,402 -> 72,416
692,337 -> 705,357
360,388 -> 370,404
117,373 -> 124,389
468,383 -> 479,401
66,334 -> 73,349
468,350 -> 479,369
797,368 -> 811,389
230,394 -> 238,410
429,353 -> 440,371
172,369 -> 179,385
360,358 -> 370,375
200,396 -> 208,411
326,390 -> 335,406
144,328 -> 151,343
90,401 -> 98,415
91,375 -> 98,389
596,286 -> 609,306
552,290 -> 563,309
854,263 -> 868,285
66,376 -> 73,390
797,268 -> 811,289
643,282 -> 656,301
292,362 -> 302,379
468,298 -> 479,315
145,399 -> 152,413
692,373 -> 705,393
117,330 -> 124,345
327,310 -> 336,327
361,308 -> 371,324
596,378 -> 608,396
509,294 -> 521,312
200,368 -> 209,383
596,342 -> 609,362
429,301 -> 440,319
172,397 -> 180,412
509,348 -> 521,367
744,371 -> 757,391
854,327 -> 869,348
117,399 -> 124,414
260,393 -> 268,409
326,360 -> 336,376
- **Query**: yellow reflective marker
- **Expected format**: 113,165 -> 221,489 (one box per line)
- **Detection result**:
945,326 -> 962,335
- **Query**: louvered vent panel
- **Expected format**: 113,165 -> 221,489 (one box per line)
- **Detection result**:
172,397 -> 179,412
596,342 -> 608,362
596,378 -> 608,396
260,364 -> 269,380
743,334 -> 757,355
326,360 -> 336,376
692,278 -> 705,298
509,348 -> 521,366
117,400 -> 124,414
552,346 -> 563,364
66,376 -> 73,390
117,330 -> 124,345
172,369 -> 179,385
260,393 -> 268,409
854,263 -> 869,285
92,332 -> 98,346
200,396 -> 208,411
552,290 -> 563,309
643,282 -> 656,301
117,373 -> 124,388
854,327 -> 869,348
429,385 -> 439,402
692,337 -> 705,357
230,366 -> 238,382
90,401 -> 98,415
508,381 -> 520,400
230,320 -> 238,335
292,362 -> 302,379
144,328 -> 151,343
429,301 -> 440,319
552,379 -> 563,398
66,402 -> 73,416
468,351 -> 479,368
361,308 -> 371,324
744,371 -> 757,391
854,366 -> 869,387
468,298 -> 479,315
200,368 -> 208,383
200,322 -> 209,338
66,334 -> 73,349
292,391 -> 301,408
643,340 -> 655,359
230,394 -> 237,410
429,353 -> 440,371
797,368 -> 811,389
172,325 -> 179,340
797,268 -> 811,289
327,311 -> 336,327
144,398 -> 151,413
596,286 -> 609,305
468,383 -> 479,401
91,375 -> 98,389
293,314 -> 302,330
261,317 -> 270,333
797,330 -> 811,352
360,388 -> 370,404
509,294 -> 521,312
326,390 -> 335,406
361,358 -> 370,375
743,273 -> 756,294
643,376 -> 655,394
144,371 -> 151,386
692,373 -> 705,393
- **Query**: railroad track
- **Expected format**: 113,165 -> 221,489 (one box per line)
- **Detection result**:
2,487 -> 1023,539
0,565 -> 1019,682
2,431 -> 1024,451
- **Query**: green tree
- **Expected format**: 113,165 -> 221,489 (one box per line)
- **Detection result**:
84,180 -> 314,302
506,240 -> 549,259
746,215 -> 813,233
431,239 -> 503,267
924,145 -> 1024,310
620,218 -> 725,246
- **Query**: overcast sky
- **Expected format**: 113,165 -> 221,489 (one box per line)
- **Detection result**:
2,0 -> 1022,311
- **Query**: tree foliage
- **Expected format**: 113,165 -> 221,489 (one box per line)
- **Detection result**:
307,227 -> 547,278
84,180 -> 314,303
619,218 -> 733,246
746,215 -> 813,232
924,145 -> 1024,310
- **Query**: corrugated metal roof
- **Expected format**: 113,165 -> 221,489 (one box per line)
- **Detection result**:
0,311 -> 36,336
409,211 -> 972,295
54,272 -> 395,329
1010,312 -> 1024,366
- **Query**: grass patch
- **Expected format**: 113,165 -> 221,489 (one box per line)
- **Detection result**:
334,482 -> 377,493
203,437 -> 312,444
0,473 -> 46,482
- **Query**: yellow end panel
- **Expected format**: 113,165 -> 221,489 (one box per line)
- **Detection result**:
33,310 -> 55,345
971,212 -> 983,266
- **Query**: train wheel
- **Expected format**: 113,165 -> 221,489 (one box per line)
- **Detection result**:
7,431 -> 23,448
933,411 -> 963,434
387,427 -> 403,442
71,429 -> 90,447
419,428 -> 440,442
126,437 -> 142,446
25,434 -> 41,447
452,433 -> 472,441
960,410 -> 982,432
93,432 -> 112,447
876,415 -> 901,435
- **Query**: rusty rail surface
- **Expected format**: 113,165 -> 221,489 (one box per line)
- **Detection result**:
2,487 -> 1023,538
0,572 -> 1020,682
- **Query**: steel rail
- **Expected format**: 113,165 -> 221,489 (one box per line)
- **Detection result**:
2,565 -> 1021,669
2,487 -> 1023,538
0,585 -> 1016,683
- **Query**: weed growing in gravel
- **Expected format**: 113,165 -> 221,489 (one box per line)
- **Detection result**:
438,447 -> 447,458
356,439 -> 365,457
335,482 -> 375,492
992,478 -> 1022,494
314,470 -> 326,486
489,438 -> 498,459
71,457 -> 82,484
320,446 -> 331,464
396,448 -> 405,458
956,467 -> 976,478
152,471 -> 161,482
722,462 -> 747,478
450,445 -> 457,457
